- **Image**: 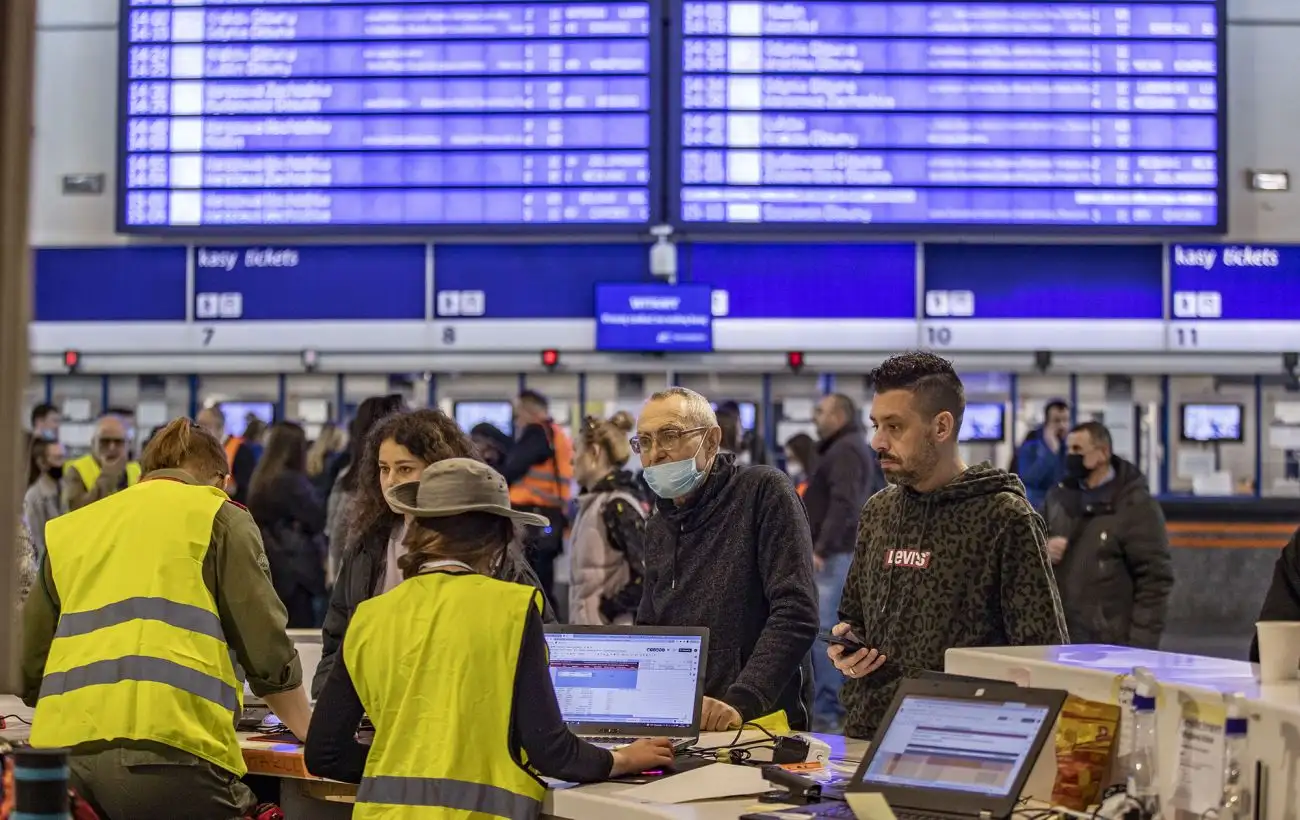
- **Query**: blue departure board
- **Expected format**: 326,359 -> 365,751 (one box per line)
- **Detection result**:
673,0 -> 1225,231
119,0 -> 659,232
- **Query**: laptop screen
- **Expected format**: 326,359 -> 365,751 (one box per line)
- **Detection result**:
861,695 -> 1051,797
544,632 -> 704,729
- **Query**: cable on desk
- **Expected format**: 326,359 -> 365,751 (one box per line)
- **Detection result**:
1,715 -> 31,726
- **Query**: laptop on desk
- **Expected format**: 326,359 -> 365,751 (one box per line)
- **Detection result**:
543,625 -> 708,752
745,678 -> 1067,820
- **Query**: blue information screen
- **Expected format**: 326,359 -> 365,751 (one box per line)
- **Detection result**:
674,0 -> 1224,230
120,0 -> 659,232
595,282 -> 713,352
684,242 -> 915,318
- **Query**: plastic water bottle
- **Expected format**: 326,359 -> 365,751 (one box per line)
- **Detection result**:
1218,693 -> 1250,819
1127,667 -> 1162,819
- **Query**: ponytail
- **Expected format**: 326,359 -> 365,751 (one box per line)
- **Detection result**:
141,417 -> 228,480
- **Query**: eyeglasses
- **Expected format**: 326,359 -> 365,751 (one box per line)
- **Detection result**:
629,426 -> 708,455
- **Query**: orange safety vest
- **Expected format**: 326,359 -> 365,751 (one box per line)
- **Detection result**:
509,421 -> 573,510
223,436 -> 243,471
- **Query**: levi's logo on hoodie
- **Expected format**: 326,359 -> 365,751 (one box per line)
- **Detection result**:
884,549 -> 932,569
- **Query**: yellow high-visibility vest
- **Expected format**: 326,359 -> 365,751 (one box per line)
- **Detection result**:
345,572 -> 546,819
31,478 -> 246,776
67,454 -> 142,492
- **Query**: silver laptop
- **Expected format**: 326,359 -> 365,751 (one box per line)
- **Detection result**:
543,625 -> 709,751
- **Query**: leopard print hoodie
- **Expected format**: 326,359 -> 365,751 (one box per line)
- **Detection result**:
837,462 -> 1069,739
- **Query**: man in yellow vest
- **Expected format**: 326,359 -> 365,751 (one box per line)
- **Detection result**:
22,417 -> 312,819
62,413 -> 142,511
502,389 -> 574,603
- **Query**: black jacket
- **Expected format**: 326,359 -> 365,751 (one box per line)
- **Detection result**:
248,472 -> 328,601
313,527 -> 557,698
637,454 -> 819,730
1251,525 -> 1300,662
803,424 -> 885,557
1044,457 -> 1174,649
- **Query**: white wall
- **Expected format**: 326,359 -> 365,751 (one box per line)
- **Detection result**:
30,0 -> 1300,246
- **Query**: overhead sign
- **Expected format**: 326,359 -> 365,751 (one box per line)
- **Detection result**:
684,242 -> 917,350
35,247 -> 188,322
921,244 -> 1164,351
434,243 -> 649,319
193,244 -> 427,321
595,283 -> 713,352
1168,244 -> 1300,351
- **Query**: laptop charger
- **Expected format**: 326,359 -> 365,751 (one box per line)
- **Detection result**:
746,735 -> 831,766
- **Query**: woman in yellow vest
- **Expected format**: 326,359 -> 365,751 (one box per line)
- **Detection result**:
305,458 -> 674,818
21,417 -> 312,820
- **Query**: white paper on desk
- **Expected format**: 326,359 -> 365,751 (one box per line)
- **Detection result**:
1172,694 -> 1225,818
617,764 -> 767,804
845,793 -> 898,820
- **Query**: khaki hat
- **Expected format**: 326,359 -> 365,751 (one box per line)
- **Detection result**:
385,457 -> 550,527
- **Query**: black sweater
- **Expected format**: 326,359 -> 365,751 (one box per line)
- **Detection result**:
637,455 -> 818,729
305,601 -> 613,784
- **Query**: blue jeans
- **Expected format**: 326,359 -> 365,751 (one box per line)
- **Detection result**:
812,551 -> 854,728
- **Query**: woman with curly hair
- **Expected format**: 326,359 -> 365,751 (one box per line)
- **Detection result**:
312,408 -> 555,697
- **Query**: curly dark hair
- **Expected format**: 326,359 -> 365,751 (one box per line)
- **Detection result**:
347,408 -> 478,547
868,351 -> 965,427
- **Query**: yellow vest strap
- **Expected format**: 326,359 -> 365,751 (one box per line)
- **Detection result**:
55,596 -> 225,642
42,655 -> 240,714
358,775 -> 541,819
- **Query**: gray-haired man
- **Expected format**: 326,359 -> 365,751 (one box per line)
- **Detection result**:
634,387 -> 819,732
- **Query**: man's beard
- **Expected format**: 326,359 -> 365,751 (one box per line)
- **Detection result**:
882,435 -> 940,489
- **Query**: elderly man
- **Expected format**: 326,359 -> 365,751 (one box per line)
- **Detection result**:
635,387 -> 818,732
63,414 -> 141,511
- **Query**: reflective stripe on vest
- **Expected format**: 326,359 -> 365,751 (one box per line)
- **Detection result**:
357,776 -> 538,820
508,422 -> 574,510
68,455 -> 142,493
346,573 -> 545,820
31,480 -> 246,776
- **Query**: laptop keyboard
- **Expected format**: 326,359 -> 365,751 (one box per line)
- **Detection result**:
813,806 -> 948,820
578,736 -> 693,751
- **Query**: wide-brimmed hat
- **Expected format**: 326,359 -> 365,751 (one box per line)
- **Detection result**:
385,457 -> 549,527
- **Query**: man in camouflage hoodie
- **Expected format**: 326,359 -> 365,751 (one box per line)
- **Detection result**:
828,352 -> 1069,739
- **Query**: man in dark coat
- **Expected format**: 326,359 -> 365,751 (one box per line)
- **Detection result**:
1044,421 -> 1174,648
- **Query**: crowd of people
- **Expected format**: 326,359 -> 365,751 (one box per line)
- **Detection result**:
12,350 -> 1300,819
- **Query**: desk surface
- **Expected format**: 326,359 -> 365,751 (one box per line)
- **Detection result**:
0,696 -> 865,820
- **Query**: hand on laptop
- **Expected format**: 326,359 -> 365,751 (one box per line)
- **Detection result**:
609,738 -> 676,777
828,622 -> 887,680
700,696 -> 742,731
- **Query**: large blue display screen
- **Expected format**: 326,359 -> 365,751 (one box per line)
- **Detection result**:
119,0 -> 658,232
674,0 -> 1224,230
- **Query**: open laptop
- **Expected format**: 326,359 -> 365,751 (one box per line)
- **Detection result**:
543,624 -> 708,751
746,678 -> 1066,820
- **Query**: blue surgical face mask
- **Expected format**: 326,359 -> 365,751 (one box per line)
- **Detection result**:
643,437 -> 708,499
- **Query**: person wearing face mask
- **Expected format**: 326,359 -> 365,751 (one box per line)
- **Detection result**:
828,353 -> 1067,740
21,417 -> 308,819
23,437 -> 66,561
63,413 -> 142,511
635,387 -> 818,733
1044,421 -> 1173,649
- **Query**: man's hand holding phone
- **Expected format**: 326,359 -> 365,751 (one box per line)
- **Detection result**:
826,622 -> 887,680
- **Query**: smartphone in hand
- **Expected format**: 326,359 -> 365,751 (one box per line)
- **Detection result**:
817,630 -> 866,655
